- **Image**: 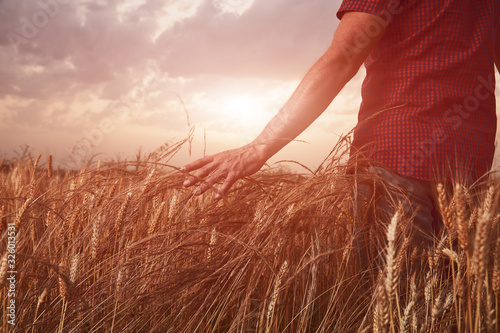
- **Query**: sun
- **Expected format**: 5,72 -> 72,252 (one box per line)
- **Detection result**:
220,94 -> 268,127
223,94 -> 256,114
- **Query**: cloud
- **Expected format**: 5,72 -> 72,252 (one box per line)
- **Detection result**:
1,0 -> 341,105
156,0 -> 340,79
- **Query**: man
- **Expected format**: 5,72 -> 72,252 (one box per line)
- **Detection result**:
181,0 -> 500,249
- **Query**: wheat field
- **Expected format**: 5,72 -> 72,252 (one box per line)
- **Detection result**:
1,139 -> 500,332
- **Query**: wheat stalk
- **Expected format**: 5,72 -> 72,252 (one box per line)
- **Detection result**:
108,179 -> 119,198
116,267 -> 124,294
140,169 -> 156,197
94,186 -> 107,208
266,260 -> 288,333
33,153 -> 41,172
15,197 -> 31,229
58,265 -> 68,300
373,298 -> 380,333
487,288 -> 496,330
430,235 -> 448,270
37,288 -> 48,310
456,253 -> 466,299
437,183 -> 453,230
412,310 -> 418,333
0,205 -> 4,234
483,185 -> 495,216
455,184 -> 468,251
472,209 -> 491,280
70,253 -> 80,284
32,288 -> 48,333
399,295 -> 414,332
396,235 -> 410,273
376,283 -> 390,333
385,210 -> 400,302
47,154 -> 53,179
443,291 -> 453,313
442,248 -> 458,264
46,205 -> 55,228
468,207 -> 478,229
424,271 -> 436,305
493,237 -> 500,294
206,227 -> 217,260
431,290 -> 444,325
410,246 -> 419,267
67,206 -> 81,239
148,201 -> 165,235
298,237 -> 319,332
472,199 -> 493,331
168,193 -> 178,221
0,252 -> 8,287
115,192 -> 132,234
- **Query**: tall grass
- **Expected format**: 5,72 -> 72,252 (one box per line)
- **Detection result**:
0,139 -> 499,332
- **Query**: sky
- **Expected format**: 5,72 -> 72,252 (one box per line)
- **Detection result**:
0,0 -> 498,172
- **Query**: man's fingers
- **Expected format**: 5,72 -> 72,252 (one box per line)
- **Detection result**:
184,163 -> 219,187
216,174 -> 238,199
180,148 -> 247,198
193,170 -> 226,196
181,155 -> 213,172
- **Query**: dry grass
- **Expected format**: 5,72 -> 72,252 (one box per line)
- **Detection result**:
1,139 -> 500,332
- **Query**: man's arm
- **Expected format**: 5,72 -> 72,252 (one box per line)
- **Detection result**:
182,12 -> 388,198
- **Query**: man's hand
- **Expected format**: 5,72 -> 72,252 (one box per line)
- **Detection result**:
181,145 -> 267,199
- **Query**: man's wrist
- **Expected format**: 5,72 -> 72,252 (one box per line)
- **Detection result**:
246,140 -> 276,163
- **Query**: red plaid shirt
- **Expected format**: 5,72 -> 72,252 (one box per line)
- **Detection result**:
337,0 -> 499,182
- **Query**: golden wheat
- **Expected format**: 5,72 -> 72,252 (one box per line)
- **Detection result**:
0,143 -> 499,332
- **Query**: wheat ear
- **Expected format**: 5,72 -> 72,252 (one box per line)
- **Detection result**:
376,283 -> 390,333
385,210 -> 400,301
70,253 -> 80,284
0,252 -> 8,287
168,193 -> 178,221
115,192 -> 132,233
472,208 -> 490,281
266,260 -> 288,333
47,154 -> 53,178
91,215 -> 101,261
437,183 -> 452,230
15,197 -> 31,229
148,201 -> 165,235
206,227 -> 217,260
454,184 -> 468,251
58,264 -> 68,300
33,153 -> 41,171
493,237 -> 500,294
399,294 -> 414,332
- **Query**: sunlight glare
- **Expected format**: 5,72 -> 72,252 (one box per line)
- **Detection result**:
221,94 -> 268,129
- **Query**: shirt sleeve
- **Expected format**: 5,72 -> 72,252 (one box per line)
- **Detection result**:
496,1 -> 500,30
336,0 -> 402,22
